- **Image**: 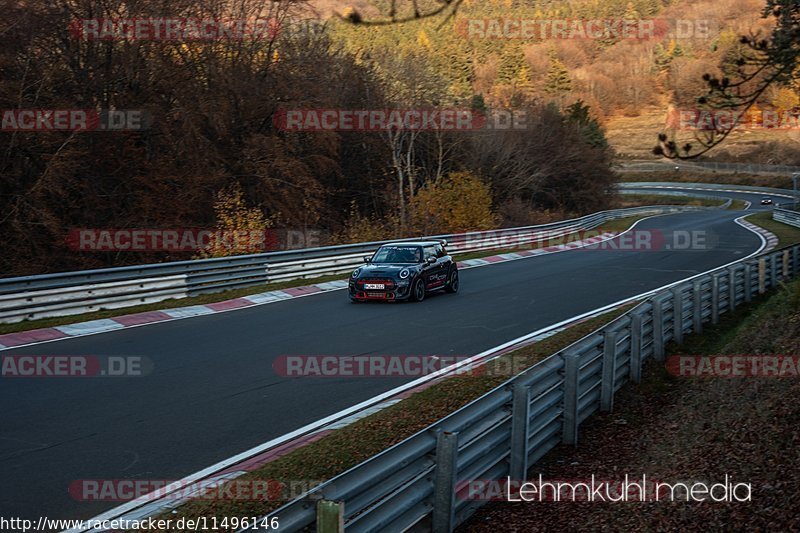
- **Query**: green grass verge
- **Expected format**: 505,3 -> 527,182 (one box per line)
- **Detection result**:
745,210 -> 800,248
616,193 -> 725,208
144,304 -> 634,531
729,199 -> 748,210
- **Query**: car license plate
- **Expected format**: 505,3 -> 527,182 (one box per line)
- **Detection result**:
364,283 -> 385,290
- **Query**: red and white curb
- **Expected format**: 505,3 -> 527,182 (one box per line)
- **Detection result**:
740,218 -> 779,252
0,234 -> 618,352
0,281 -> 346,351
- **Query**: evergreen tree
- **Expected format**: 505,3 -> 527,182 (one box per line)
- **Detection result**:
565,100 -> 609,149
513,63 -> 536,101
471,94 -> 488,112
496,47 -> 524,86
623,1 -> 641,20
653,43 -> 672,71
544,51 -> 572,96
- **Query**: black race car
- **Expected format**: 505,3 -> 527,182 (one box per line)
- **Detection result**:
761,198 -> 774,205
349,240 -> 459,302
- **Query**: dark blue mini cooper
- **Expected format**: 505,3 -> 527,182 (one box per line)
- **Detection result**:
349,241 -> 459,302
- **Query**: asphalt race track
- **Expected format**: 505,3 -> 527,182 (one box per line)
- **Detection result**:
0,187 -> 786,520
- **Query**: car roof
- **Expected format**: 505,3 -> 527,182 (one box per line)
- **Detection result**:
380,241 -> 443,247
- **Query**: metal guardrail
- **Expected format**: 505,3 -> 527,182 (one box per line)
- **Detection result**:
0,204 -> 715,324
618,181 -> 800,199
245,241 -> 800,533
617,188 -> 736,204
616,161 -> 800,175
774,206 -> 800,229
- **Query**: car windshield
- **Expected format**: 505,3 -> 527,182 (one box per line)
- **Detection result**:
371,245 -> 422,264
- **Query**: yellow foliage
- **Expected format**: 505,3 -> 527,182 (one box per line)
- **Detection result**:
332,201 -> 400,244
410,171 -> 497,235
717,29 -> 739,49
197,182 -> 272,258
772,87 -> 800,112
417,30 -> 432,50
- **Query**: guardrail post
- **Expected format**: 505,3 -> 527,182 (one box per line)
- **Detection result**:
711,275 -> 720,325
784,250 -> 790,280
652,298 -> 665,361
744,263 -> 753,303
770,254 -> 778,286
562,351 -> 580,445
317,500 -> 344,533
728,266 -> 737,311
432,431 -> 459,533
671,287 -> 684,344
629,312 -> 643,384
600,330 -> 619,411
793,245 -> 799,278
692,281 -> 703,334
509,383 -> 530,482
758,258 -> 766,294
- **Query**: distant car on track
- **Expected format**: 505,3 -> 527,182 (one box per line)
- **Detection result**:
349,240 -> 459,302
761,197 -> 774,205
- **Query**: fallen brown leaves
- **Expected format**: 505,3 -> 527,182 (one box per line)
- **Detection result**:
460,280 -> 800,532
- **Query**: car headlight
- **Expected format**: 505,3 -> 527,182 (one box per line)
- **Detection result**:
351,268 -> 360,278
399,269 -> 410,279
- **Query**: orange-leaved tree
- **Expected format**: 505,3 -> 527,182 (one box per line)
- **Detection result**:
410,171 -> 497,235
198,183 -> 273,258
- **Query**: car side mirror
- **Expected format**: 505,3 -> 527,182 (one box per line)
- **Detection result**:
426,256 -> 436,265
363,255 -> 372,263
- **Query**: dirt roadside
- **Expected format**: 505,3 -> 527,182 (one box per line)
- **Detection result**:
459,280 -> 800,532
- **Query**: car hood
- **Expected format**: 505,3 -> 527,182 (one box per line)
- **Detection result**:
358,263 -> 418,276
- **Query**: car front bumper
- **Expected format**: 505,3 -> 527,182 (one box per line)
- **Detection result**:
349,279 -> 411,301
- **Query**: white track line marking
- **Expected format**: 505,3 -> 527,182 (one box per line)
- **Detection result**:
67,211 -> 770,532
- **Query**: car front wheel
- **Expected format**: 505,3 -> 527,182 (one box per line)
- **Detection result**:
411,278 -> 426,302
445,268 -> 459,293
